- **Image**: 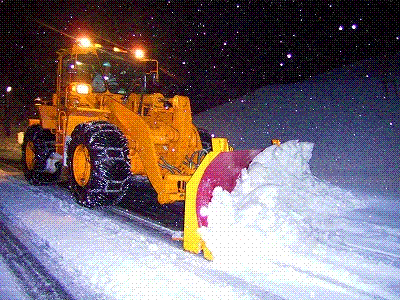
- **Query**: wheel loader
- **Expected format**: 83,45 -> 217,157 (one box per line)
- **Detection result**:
20,38 -> 263,260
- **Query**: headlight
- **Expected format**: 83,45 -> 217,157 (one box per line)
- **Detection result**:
75,84 -> 90,94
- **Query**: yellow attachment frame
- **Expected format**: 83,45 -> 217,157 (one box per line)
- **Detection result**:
183,138 -> 231,260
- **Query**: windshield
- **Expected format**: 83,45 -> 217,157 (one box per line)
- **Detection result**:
65,48 -> 157,94
96,49 -> 143,93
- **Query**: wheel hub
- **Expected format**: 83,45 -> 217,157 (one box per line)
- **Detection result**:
25,141 -> 35,171
73,144 -> 91,186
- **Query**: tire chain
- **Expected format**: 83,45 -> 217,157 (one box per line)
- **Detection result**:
89,123 -> 131,194
23,125 -> 60,184
69,121 -> 132,207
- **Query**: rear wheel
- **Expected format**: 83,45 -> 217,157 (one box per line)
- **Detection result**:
21,125 -> 61,184
67,121 -> 132,208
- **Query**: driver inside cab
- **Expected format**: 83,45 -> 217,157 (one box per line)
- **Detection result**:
92,61 -> 118,93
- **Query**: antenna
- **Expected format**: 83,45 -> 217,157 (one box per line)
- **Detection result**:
34,19 -> 76,40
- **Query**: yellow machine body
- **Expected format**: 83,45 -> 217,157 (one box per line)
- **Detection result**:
32,41 -> 203,205
26,39 -> 263,260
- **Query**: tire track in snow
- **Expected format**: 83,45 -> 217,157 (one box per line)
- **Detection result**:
0,214 -> 75,300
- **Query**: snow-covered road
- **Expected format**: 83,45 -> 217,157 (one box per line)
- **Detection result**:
0,168 -> 284,299
1,151 -> 399,299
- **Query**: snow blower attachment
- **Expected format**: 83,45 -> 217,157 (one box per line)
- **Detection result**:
21,37 -> 269,260
184,138 -> 262,260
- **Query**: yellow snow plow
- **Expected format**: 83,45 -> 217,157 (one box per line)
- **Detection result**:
20,38 -> 264,259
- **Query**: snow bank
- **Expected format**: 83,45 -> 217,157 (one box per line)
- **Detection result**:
193,58 -> 400,200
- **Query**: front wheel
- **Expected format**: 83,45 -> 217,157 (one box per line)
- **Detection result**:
67,121 -> 132,208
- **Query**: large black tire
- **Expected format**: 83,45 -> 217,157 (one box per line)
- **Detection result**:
21,125 -> 61,185
67,121 -> 131,208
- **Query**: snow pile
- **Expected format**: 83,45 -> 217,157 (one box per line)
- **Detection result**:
198,140 -> 400,298
199,140 -> 364,263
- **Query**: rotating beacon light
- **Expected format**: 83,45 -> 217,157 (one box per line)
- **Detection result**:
133,48 -> 159,80
78,37 -> 91,48
134,48 -> 145,59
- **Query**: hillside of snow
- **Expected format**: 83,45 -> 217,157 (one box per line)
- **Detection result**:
193,56 -> 400,202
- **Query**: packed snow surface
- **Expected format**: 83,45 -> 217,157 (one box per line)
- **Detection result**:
0,256 -> 30,300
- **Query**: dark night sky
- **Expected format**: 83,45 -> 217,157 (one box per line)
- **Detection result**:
1,0 -> 400,113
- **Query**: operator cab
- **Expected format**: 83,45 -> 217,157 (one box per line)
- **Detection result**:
57,40 -> 159,103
